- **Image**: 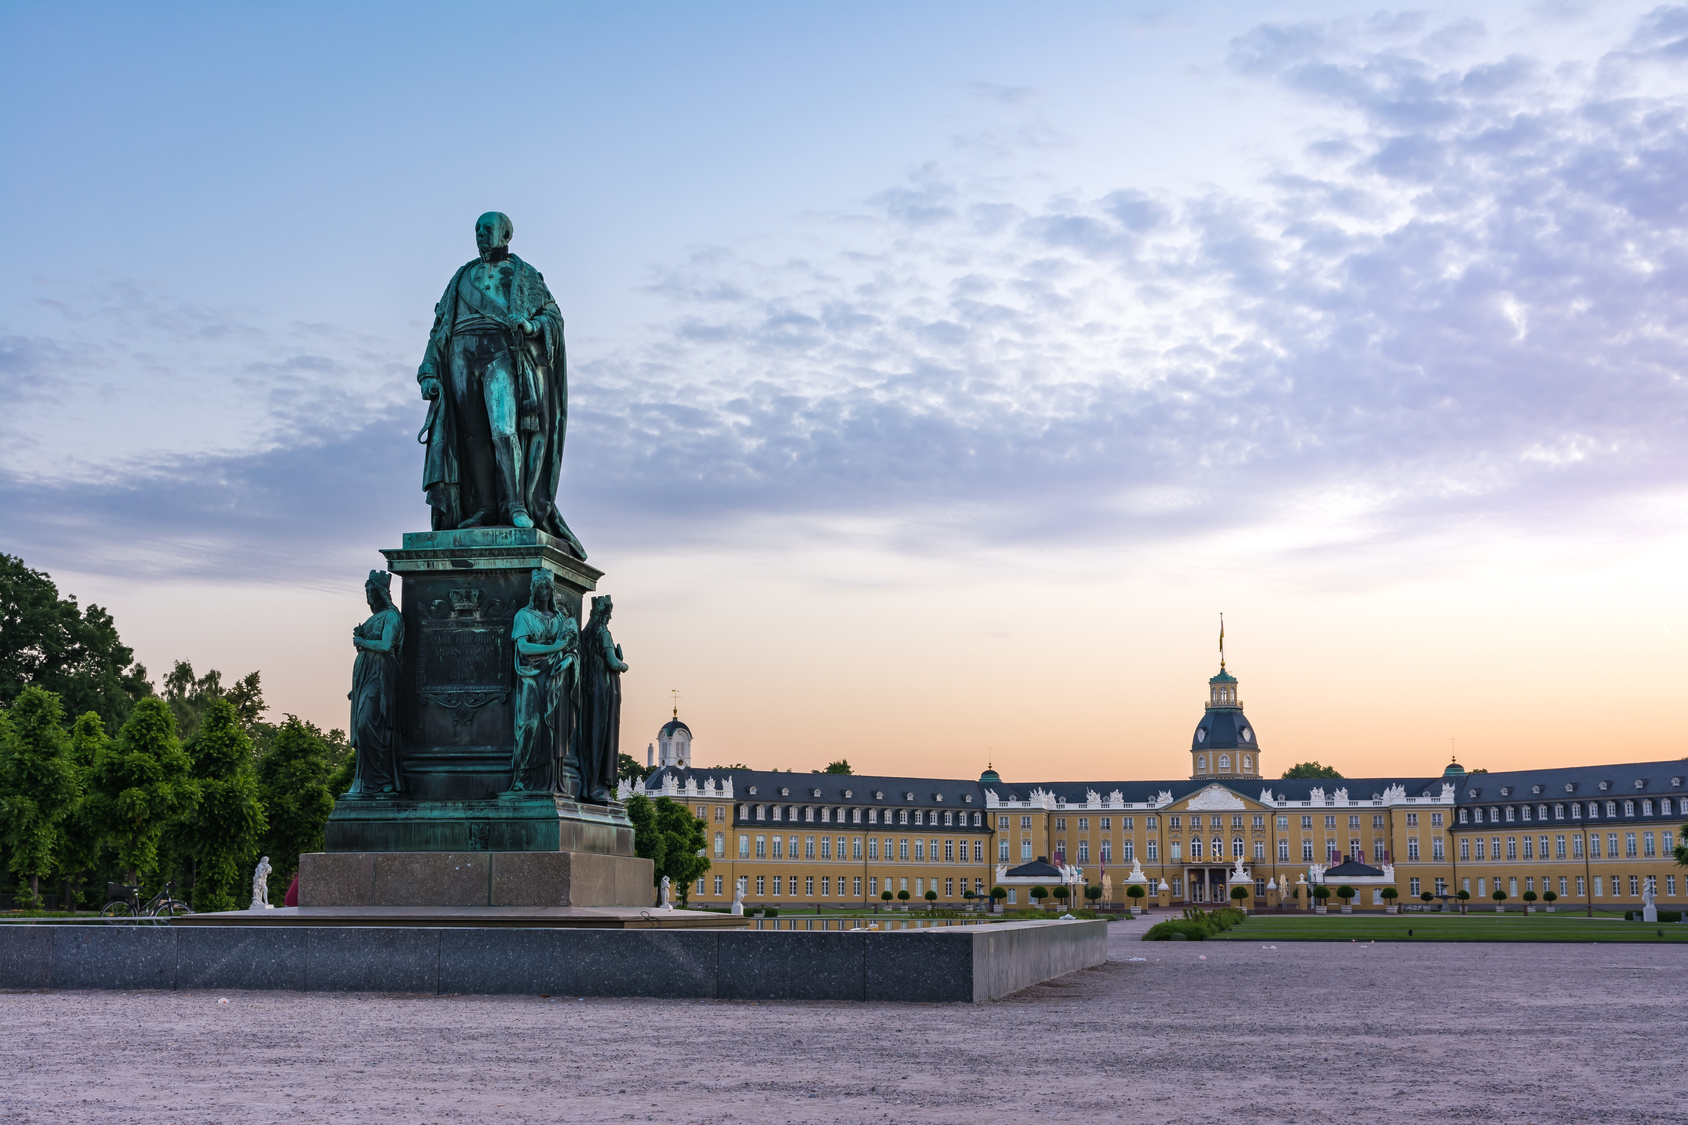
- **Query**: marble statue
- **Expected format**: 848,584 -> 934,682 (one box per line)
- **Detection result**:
348,570 -> 405,796
730,877 -> 745,916
573,595 -> 628,804
250,856 -> 273,910
1231,856 -> 1249,881
1128,857 -> 1145,880
416,211 -> 585,557
1643,876 -> 1658,922
659,875 -> 674,911
509,569 -> 577,793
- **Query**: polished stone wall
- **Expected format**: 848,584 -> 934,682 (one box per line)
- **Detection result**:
0,920 -> 1106,1002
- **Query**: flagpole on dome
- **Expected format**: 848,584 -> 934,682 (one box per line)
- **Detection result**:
1219,613 -> 1225,670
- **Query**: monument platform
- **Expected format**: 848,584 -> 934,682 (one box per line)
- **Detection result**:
297,849 -> 654,909
324,794 -> 634,854
172,906 -> 745,929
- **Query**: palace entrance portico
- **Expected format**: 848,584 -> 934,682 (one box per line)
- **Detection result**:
1185,867 -> 1235,904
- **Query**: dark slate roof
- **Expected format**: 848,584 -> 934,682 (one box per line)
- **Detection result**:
642,767 -> 986,808
1262,777 -> 1444,801
1209,668 -> 1237,684
1450,760 -> 1686,815
1191,707 -> 1258,752
659,718 -> 692,737
1323,858 -> 1386,878
1005,859 -> 1063,878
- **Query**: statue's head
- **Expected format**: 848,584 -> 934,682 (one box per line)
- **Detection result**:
529,567 -> 556,608
475,212 -> 514,257
365,570 -> 394,611
590,593 -> 614,620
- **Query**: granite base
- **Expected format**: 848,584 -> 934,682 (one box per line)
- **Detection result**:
298,850 -> 654,908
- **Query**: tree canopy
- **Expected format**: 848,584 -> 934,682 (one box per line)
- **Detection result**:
83,697 -> 197,883
0,555 -> 152,731
256,716 -> 336,900
823,760 -> 852,774
164,661 -> 266,745
624,794 -> 710,904
178,698 -> 267,911
616,753 -> 649,784
0,688 -> 80,900
1281,761 -> 1343,779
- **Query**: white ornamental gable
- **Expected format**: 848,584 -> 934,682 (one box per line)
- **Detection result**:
1185,784 -> 1246,811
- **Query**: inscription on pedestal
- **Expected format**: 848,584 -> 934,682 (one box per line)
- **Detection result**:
416,587 -> 513,740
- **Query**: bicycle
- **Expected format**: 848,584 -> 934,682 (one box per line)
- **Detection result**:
100,881 -> 193,918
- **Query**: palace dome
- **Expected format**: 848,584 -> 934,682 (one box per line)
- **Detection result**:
1192,708 -> 1259,751
660,717 -> 692,738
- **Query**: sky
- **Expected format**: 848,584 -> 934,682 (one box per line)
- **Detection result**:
5,0 -> 1688,783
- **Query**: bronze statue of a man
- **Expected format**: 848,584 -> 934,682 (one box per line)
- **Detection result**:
416,212 -> 586,558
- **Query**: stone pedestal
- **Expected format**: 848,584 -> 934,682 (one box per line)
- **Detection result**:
298,850 -> 654,908
1643,904 -> 1658,922
317,529 -> 646,908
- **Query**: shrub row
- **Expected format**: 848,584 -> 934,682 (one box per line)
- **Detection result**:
1143,906 -> 1246,941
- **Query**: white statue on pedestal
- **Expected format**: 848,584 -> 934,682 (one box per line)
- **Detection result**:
249,856 -> 274,911
1642,876 -> 1658,923
730,877 -> 745,916
1128,857 -> 1145,881
659,875 -> 675,911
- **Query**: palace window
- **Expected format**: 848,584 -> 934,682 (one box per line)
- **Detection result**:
1642,800 -> 1653,817
1407,838 -> 1419,860
1078,818 -> 1089,830
1432,838 -> 1444,860
1197,756 -> 1207,772
714,875 -> 723,896
1278,839 -> 1289,860
1350,839 -> 1361,858
771,836 -> 782,859
1190,838 -> 1202,858
821,877 -> 831,896
756,877 -> 765,896
771,877 -> 781,897
1147,816 -> 1157,828
1505,837 -> 1516,860
1460,839 -> 1470,861
998,839 -> 1008,860
943,811 -> 953,826
805,836 -> 816,859
1020,816 -> 1032,828
945,878 -> 954,897
1606,801 -> 1617,817
1664,799 -> 1675,816
1325,816 -> 1337,829
1409,878 -> 1421,896
738,835 -> 750,859
1056,818 -> 1067,831
853,877 -> 862,897
1555,834 -> 1566,859
1218,755 -> 1231,771
820,837 -> 831,860
1374,839 -> 1386,861
853,838 -> 863,860
1349,815 -> 1361,829
1431,812 -> 1444,828
1670,876 -> 1678,897
1077,841 -> 1088,862
1624,801 -> 1635,817
1608,832 -> 1619,857
1171,816 -> 1182,829
1146,840 -> 1158,860
1101,841 -> 1112,863
1233,837 -> 1244,858
1459,809 -> 1468,824
1588,834 -> 1600,858
804,877 -> 814,896
1301,816 -> 1312,829
1244,756 -> 1253,772
899,839 -> 910,860
1373,815 -> 1384,829
1233,816 -> 1245,829
1570,834 -> 1582,858
1435,878 -> 1446,895
1021,840 -> 1031,860
1253,840 -> 1264,860
1302,839 -> 1313,860
1277,816 -> 1288,829
1625,832 -> 1637,858
998,815 -> 1009,829
1629,875 -> 1639,897
714,833 -> 725,858
1171,841 -> 1184,861
1506,806 -> 1516,823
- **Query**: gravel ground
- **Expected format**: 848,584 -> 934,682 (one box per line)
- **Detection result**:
2,928 -> 1683,1125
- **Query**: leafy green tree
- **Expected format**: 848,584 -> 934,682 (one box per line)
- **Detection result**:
56,712 -> 110,909
256,716 -> 336,900
0,555 -> 152,731
616,753 -> 649,785
179,699 -> 267,912
1281,762 -> 1343,779
0,688 -> 80,903
625,794 -> 709,904
823,760 -> 852,775
84,697 -> 197,885
164,661 -> 266,746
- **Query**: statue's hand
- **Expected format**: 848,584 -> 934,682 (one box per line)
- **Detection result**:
420,377 -> 442,401
519,319 -> 538,337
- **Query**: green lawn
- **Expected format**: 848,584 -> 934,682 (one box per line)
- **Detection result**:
1203,911 -> 1688,943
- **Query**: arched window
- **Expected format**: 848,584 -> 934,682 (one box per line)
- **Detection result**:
1197,755 -> 1207,772
1218,754 -> 1231,771
1243,756 -> 1252,772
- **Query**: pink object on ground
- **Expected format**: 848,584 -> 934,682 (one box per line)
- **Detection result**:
283,872 -> 299,907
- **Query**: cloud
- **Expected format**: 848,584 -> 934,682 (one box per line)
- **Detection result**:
11,7 -> 1688,582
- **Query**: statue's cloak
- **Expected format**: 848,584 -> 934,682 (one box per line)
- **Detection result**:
416,255 -> 584,558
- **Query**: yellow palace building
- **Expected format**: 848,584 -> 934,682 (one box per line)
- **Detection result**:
624,661 -> 1686,914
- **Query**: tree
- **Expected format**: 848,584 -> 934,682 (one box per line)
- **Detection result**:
256,716 -> 336,901
1381,886 -> 1399,909
163,661 -> 266,745
1126,883 -> 1146,910
0,688 -> 80,903
1335,885 -> 1355,910
616,753 -> 649,785
1312,885 -> 1331,909
1052,886 -> 1070,905
57,712 -> 111,909
707,762 -> 751,770
0,555 -> 152,731
924,888 -> 938,910
624,795 -> 709,904
1420,890 -> 1434,902
1281,762 -> 1343,779
823,760 -> 852,775
84,697 -> 196,885
1230,885 -> 1250,908
1085,885 -> 1104,905
1492,888 -> 1508,911
1030,885 -> 1049,907
880,889 -> 892,913
179,699 -> 267,912
990,885 -> 1007,913
1457,888 -> 1470,914
896,888 -> 911,907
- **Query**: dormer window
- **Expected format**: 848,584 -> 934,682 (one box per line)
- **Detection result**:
843,789 -> 853,799
780,787 -> 789,797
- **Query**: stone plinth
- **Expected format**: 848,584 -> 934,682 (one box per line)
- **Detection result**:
298,850 -> 654,908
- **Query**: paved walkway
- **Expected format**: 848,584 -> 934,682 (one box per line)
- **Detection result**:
1,928 -> 1681,1123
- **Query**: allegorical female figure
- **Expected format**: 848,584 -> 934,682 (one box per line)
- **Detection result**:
573,595 -> 628,804
509,568 -> 577,793
348,570 -> 404,796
